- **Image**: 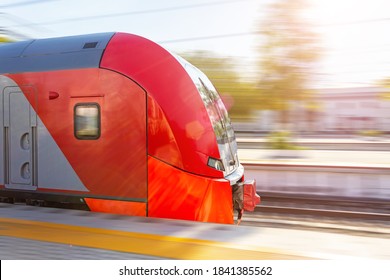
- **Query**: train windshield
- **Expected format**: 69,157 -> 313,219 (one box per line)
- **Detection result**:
175,55 -> 240,177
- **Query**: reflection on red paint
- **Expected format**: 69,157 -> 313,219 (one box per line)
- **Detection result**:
148,156 -> 233,224
85,198 -> 146,217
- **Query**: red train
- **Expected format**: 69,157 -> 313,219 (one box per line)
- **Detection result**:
0,32 -> 259,224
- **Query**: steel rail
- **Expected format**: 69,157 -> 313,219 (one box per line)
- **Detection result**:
253,205 -> 390,221
240,192 -> 390,235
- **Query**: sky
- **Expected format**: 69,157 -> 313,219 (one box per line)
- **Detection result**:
1,0 -> 390,88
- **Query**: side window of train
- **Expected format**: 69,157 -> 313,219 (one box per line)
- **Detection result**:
74,103 -> 101,140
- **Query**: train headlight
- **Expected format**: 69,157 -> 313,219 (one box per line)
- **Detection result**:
207,157 -> 225,171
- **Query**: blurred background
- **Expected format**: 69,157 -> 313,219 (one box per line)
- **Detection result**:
1,0 -> 390,260
1,0 -> 390,136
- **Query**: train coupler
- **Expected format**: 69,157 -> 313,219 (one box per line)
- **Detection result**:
232,179 -> 261,225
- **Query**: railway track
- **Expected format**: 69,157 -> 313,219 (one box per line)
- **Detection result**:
241,193 -> 390,236
256,192 -> 390,213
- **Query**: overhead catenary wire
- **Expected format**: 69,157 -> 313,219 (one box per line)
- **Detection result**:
2,0 -> 390,88
5,0 -> 255,28
3,0 -> 390,48
0,0 -> 57,9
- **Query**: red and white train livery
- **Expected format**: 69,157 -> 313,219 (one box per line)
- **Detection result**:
0,32 -> 259,224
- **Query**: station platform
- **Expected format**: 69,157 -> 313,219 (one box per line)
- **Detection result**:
238,148 -> 390,167
1,203 -> 389,260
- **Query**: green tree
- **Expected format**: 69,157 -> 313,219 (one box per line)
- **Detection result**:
257,0 -> 320,129
181,51 -> 258,120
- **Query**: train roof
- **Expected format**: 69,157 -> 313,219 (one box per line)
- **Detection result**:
0,32 -> 114,74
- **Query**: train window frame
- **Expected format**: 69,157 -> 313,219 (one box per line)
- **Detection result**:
74,103 -> 101,140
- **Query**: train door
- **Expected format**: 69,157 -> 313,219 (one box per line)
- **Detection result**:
2,84 -> 37,190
